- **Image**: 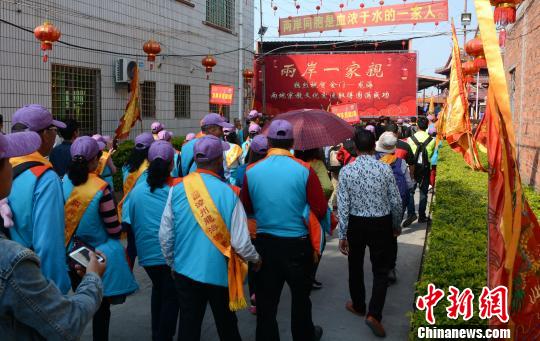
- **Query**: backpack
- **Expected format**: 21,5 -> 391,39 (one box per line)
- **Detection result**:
410,135 -> 433,182
376,154 -> 409,206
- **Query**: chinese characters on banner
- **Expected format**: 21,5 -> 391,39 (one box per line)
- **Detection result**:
330,103 -> 360,124
279,0 -> 448,36
210,85 -> 234,105
253,53 -> 417,117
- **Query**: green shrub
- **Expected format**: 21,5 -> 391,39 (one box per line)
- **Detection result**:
171,136 -> 185,151
410,144 -> 488,336
111,140 -> 134,192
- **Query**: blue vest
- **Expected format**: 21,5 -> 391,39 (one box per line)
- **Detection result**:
170,173 -> 237,287
127,181 -> 171,267
180,139 -> 198,176
8,169 -> 45,247
63,179 -> 138,297
246,154 -> 310,237
101,164 -> 115,192
121,165 -> 148,223
171,152 -> 181,178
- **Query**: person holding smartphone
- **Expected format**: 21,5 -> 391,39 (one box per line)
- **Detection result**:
123,140 -> 182,341
0,130 -> 107,340
63,136 -> 138,341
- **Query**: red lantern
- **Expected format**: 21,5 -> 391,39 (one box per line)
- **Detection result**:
243,68 -> 254,83
465,36 -> 487,70
462,60 -> 479,76
143,39 -> 161,70
34,21 -> 61,63
296,4 -> 300,13
360,3 -> 365,8
316,5 -> 320,13
339,3 -> 344,10
202,55 -> 217,79
490,0 -> 521,26
273,5 -> 277,15
379,0 -> 385,5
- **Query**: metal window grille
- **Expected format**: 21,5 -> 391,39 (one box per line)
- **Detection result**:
209,103 -> 231,121
174,84 -> 191,119
141,81 -> 156,118
206,0 -> 235,30
51,64 -> 101,135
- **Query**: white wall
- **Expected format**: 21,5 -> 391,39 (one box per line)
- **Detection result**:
0,0 -> 254,137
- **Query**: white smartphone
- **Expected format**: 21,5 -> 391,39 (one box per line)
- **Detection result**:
69,246 -> 104,267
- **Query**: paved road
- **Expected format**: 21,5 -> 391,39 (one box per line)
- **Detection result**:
82,217 -> 427,341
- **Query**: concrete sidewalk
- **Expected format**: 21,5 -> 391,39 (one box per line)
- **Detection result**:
82,219 -> 427,341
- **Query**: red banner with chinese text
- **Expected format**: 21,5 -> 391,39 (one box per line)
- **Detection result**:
254,53 -> 417,117
210,85 -> 234,105
330,103 -> 360,124
279,1 -> 448,36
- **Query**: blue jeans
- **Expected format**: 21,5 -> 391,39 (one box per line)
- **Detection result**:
407,174 -> 430,219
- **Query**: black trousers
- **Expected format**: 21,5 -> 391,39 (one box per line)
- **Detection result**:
254,234 -> 315,341
69,271 -> 111,341
144,265 -> 180,341
173,272 -> 241,341
347,215 -> 393,322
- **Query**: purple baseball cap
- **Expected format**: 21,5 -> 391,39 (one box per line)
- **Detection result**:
71,136 -> 100,161
0,131 -> 41,159
397,118 -> 404,124
248,110 -> 261,121
201,113 -> 234,129
248,123 -> 261,134
135,132 -> 154,150
91,134 -> 107,151
365,125 -> 376,134
193,135 -> 230,162
157,130 -> 173,142
148,140 -> 175,162
185,133 -> 196,142
151,121 -> 164,133
250,135 -> 268,155
12,104 -> 66,131
267,119 -> 293,140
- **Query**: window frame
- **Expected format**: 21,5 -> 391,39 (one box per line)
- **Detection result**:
141,81 -> 157,118
51,64 -> 101,135
174,84 -> 191,119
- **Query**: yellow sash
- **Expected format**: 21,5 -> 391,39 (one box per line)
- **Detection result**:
10,152 -> 53,169
64,174 -> 108,246
379,154 -> 397,165
94,151 -> 110,176
184,172 -> 248,311
118,160 -> 149,221
225,144 -> 243,167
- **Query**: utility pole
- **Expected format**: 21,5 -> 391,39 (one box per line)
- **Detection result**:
463,0 -> 467,46
238,0 -> 244,121
259,0 -> 266,114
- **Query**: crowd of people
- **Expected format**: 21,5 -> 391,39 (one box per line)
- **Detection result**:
0,104 -> 440,340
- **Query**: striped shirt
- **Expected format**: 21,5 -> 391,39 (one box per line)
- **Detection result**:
98,187 -> 121,238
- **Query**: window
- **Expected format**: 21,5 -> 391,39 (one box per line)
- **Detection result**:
141,81 -> 156,118
206,0 -> 235,31
174,84 -> 190,119
209,103 -> 231,121
509,67 -> 516,116
51,65 -> 101,135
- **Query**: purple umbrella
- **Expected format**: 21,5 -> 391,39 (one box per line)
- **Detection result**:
263,109 -> 355,150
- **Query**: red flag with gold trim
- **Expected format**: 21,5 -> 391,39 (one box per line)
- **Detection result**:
475,0 -> 540,338
115,66 -> 141,140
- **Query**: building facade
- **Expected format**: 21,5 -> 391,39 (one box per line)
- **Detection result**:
503,0 -> 540,190
0,0 -> 254,137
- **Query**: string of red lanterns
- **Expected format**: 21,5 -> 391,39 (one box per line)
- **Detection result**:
465,36 -> 487,71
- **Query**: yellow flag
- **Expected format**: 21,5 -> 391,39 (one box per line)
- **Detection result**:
115,66 -> 141,140
428,96 -> 435,115
442,21 -> 484,171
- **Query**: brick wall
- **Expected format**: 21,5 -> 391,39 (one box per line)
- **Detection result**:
504,0 -> 540,190
0,0 -> 254,137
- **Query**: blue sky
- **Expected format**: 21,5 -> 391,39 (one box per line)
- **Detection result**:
254,0 -> 478,95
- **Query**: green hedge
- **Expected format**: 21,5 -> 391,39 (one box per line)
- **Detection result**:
410,144 -> 488,336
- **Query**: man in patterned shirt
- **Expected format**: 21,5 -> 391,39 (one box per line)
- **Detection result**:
337,128 -> 402,338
